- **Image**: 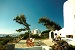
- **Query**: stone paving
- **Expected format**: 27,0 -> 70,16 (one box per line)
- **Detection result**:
15,40 -> 46,48
42,39 -> 55,46
15,39 -> 55,50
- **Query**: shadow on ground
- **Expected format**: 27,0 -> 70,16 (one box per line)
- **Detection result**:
15,46 -> 42,50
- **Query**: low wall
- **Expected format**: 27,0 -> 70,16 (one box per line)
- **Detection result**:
6,43 -> 15,50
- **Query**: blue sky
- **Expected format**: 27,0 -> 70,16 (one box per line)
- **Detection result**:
0,0 -> 67,34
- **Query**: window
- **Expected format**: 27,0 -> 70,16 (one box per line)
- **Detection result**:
60,34 -> 61,35
74,15 -> 75,19
55,33 -> 57,35
51,32 -> 54,38
66,35 -> 73,38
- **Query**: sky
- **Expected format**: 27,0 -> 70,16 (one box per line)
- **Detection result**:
0,0 -> 67,34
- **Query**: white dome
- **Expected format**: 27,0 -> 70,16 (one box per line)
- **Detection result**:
35,29 -> 39,30
33,29 -> 41,34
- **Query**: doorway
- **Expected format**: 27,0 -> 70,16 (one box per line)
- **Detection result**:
51,32 -> 54,38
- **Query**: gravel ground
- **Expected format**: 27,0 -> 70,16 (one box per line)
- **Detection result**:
15,40 -> 46,48
15,39 -> 54,50
42,39 -> 56,46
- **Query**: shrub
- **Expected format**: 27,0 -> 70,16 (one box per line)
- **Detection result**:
52,40 -> 69,50
51,40 -> 75,50
68,45 -> 75,50
0,45 -> 6,50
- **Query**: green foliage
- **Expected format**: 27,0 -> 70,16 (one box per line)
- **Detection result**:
13,14 -> 30,32
0,45 -> 6,50
51,40 -> 75,50
31,34 -> 41,39
41,30 -> 50,34
41,30 -> 50,38
19,31 -> 48,39
38,17 -> 62,30
19,32 -> 47,39
0,37 -> 17,50
56,40 -> 67,46
8,37 -> 14,43
13,14 -> 31,38
0,37 -> 14,45
51,40 -> 67,50
0,38 -> 9,45
19,34 -> 24,38
23,32 -> 29,39
68,45 -> 75,50
18,32 -> 29,39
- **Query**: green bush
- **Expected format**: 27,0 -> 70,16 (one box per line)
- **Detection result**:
3,39 -> 9,45
0,38 -> 9,45
51,40 -> 68,50
51,40 -> 75,50
0,37 -> 15,45
56,40 -> 67,46
0,45 -> 6,50
0,37 -> 16,50
68,45 -> 75,50
0,41 -> 3,45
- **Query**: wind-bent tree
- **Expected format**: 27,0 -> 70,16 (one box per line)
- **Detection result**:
38,17 -> 61,31
13,14 -> 30,37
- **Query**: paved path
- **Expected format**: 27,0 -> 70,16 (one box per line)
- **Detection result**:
15,39 -> 55,50
42,39 -> 56,46
15,39 -> 46,50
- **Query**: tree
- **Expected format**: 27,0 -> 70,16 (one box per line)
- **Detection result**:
41,30 -> 50,38
38,17 -> 62,31
13,14 -> 31,37
42,30 -> 51,34
19,32 -> 29,39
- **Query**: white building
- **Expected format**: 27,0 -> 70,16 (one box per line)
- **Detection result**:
49,30 -> 61,41
32,29 -> 41,35
49,0 -> 75,46
60,0 -> 75,46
